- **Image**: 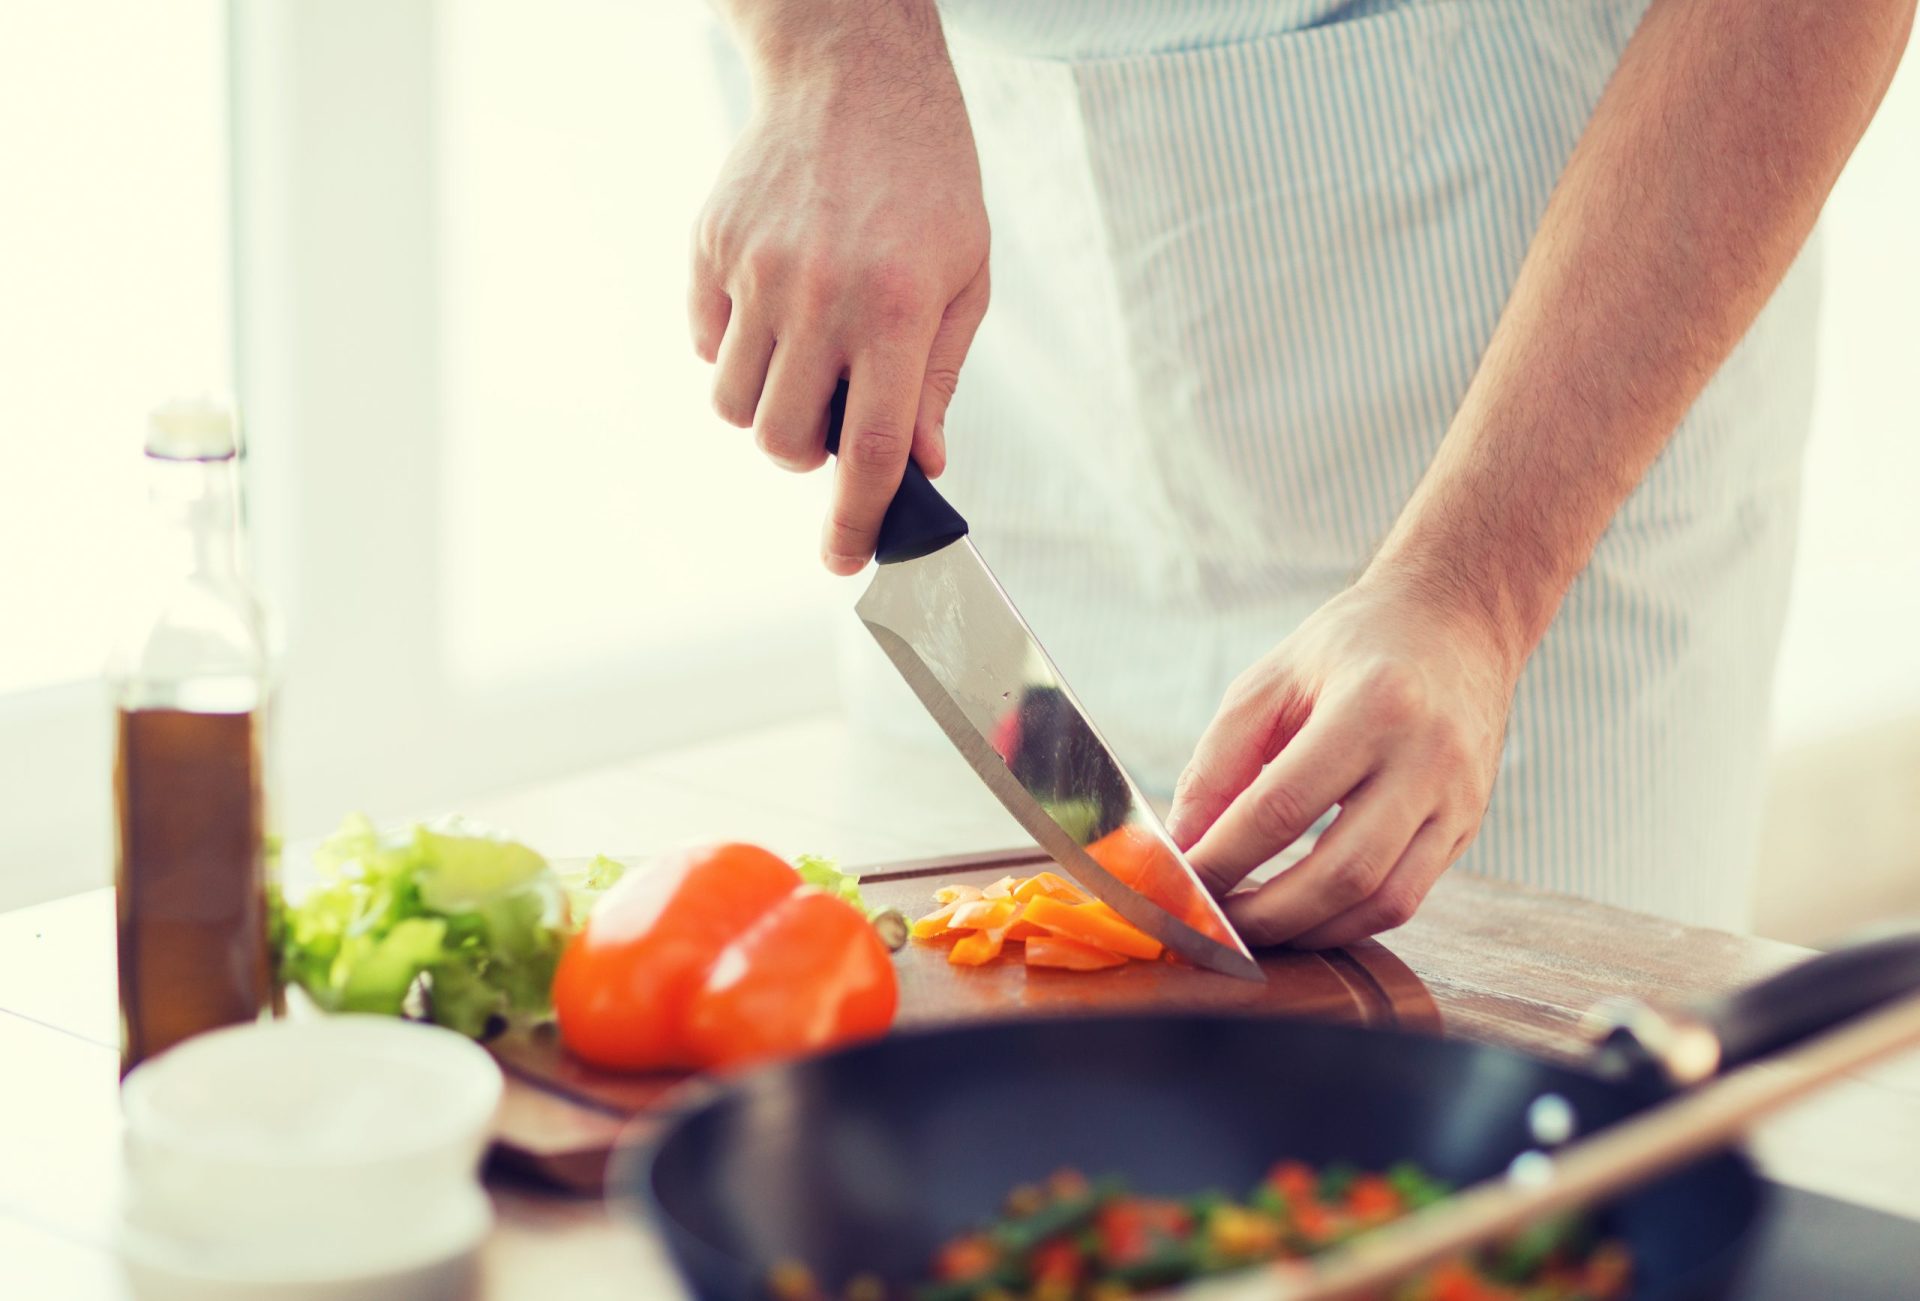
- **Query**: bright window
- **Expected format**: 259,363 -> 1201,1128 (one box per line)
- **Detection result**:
435,0 -> 832,691
220,1 -> 840,871
0,0 -> 231,694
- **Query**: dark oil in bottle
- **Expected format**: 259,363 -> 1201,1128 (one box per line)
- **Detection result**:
115,706 -> 273,1075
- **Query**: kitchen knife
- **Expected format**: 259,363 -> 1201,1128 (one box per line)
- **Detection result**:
826,383 -> 1262,981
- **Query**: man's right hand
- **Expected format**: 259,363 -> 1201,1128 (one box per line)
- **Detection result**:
693,2 -> 990,575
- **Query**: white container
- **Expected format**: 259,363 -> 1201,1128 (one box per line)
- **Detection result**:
118,1016 -> 503,1300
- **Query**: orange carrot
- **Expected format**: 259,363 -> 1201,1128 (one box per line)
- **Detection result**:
1021,895 -> 1163,961
949,927 -> 1008,965
1005,916 -> 1048,941
1012,871 -> 1087,904
909,902 -> 961,939
1025,934 -> 1128,970
950,899 -> 1017,931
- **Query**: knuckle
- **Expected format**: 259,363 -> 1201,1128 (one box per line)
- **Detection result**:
1251,781 -> 1313,846
1357,663 -> 1423,726
1320,852 -> 1382,909
753,423 -> 821,472
792,252 -> 843,309
1367,882 -> 1423,932
1219,666 -> 1268,713
1426,721 -> 1476,770
841,425 -> 908,474
824,514 -> 875,555
692,211 -> 725,260
1453,771 -> 1491,819
922,363 -> 961,403
863,260 -> 929,322
741,240 -> 788,287
1172,768 -> 1230,827
1236,914 -> 1286,949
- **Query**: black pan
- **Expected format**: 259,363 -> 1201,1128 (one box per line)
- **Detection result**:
624,930 -> 1920,1300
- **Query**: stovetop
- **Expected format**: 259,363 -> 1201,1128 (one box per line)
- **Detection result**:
1743,1184 -> 1919,1298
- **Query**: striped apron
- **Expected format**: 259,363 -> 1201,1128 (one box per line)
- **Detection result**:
837,0 -> 1822,930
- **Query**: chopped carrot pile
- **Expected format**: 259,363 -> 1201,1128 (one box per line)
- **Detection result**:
910,873 -> 1166,970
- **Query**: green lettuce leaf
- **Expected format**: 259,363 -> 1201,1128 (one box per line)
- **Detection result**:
338,916 -> 448,1016
413,818 -> 551,912
556,853 -> 629,930
796,853 -> 867,913
275,815 -> 564,1038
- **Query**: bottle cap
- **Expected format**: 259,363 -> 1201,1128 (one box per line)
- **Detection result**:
147,396 -> 240,461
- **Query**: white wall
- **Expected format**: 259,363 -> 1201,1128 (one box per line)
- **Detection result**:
1770,40 -> 1920,748
1754,37 -> 1920,944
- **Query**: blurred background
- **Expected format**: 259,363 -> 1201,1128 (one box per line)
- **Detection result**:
2,1 -> 1915,942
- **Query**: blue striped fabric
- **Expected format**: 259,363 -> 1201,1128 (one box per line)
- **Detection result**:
841,0 -> 1822,929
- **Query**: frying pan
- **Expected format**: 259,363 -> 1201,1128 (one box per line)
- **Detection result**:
626,929 -> 1920,1300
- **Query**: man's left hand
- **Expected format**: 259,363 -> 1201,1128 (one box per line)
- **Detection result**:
1165,575 -> 1520,949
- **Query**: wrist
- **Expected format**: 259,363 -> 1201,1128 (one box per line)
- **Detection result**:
1357,535 -> 1555,686
723,0 -> 950,94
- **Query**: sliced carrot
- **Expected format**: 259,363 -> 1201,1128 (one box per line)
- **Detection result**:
1011,872 -> 1087,904
1021,895 -> 1163,962
1004,916 -> 1048,942
909,902 -> 961,940
947,899 -> 1022,966
950,899 -> 1017,931
1081,901 -> 1166,959
949,927 -> 1008,965
1025,934 -> 1128,970
910,875 -> 1162,972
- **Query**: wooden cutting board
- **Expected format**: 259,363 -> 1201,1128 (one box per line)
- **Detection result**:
486,847 -> 1441,1191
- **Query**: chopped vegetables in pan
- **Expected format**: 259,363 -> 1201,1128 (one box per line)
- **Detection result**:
910,873 -> 1169,970
766,1162 -> 1630,1301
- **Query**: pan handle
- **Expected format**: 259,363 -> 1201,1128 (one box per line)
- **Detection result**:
1589,925 -> 1920,1088
823,379 -> 969,565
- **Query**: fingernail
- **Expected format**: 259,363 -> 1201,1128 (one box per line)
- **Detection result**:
824,551 -> 865,575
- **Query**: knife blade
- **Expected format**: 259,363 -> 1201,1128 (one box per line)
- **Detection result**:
826,384 -> 1262,981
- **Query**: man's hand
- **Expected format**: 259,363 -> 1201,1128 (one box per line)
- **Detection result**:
693,2 -> 989,574
1166,576 -> 1519,951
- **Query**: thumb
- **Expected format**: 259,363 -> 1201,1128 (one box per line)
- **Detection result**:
911,265 -> 989,478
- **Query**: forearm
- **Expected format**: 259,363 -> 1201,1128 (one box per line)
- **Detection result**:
1371,0 -> 1914,671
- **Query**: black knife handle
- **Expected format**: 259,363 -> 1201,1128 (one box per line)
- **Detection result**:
824,379 -> 968,565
